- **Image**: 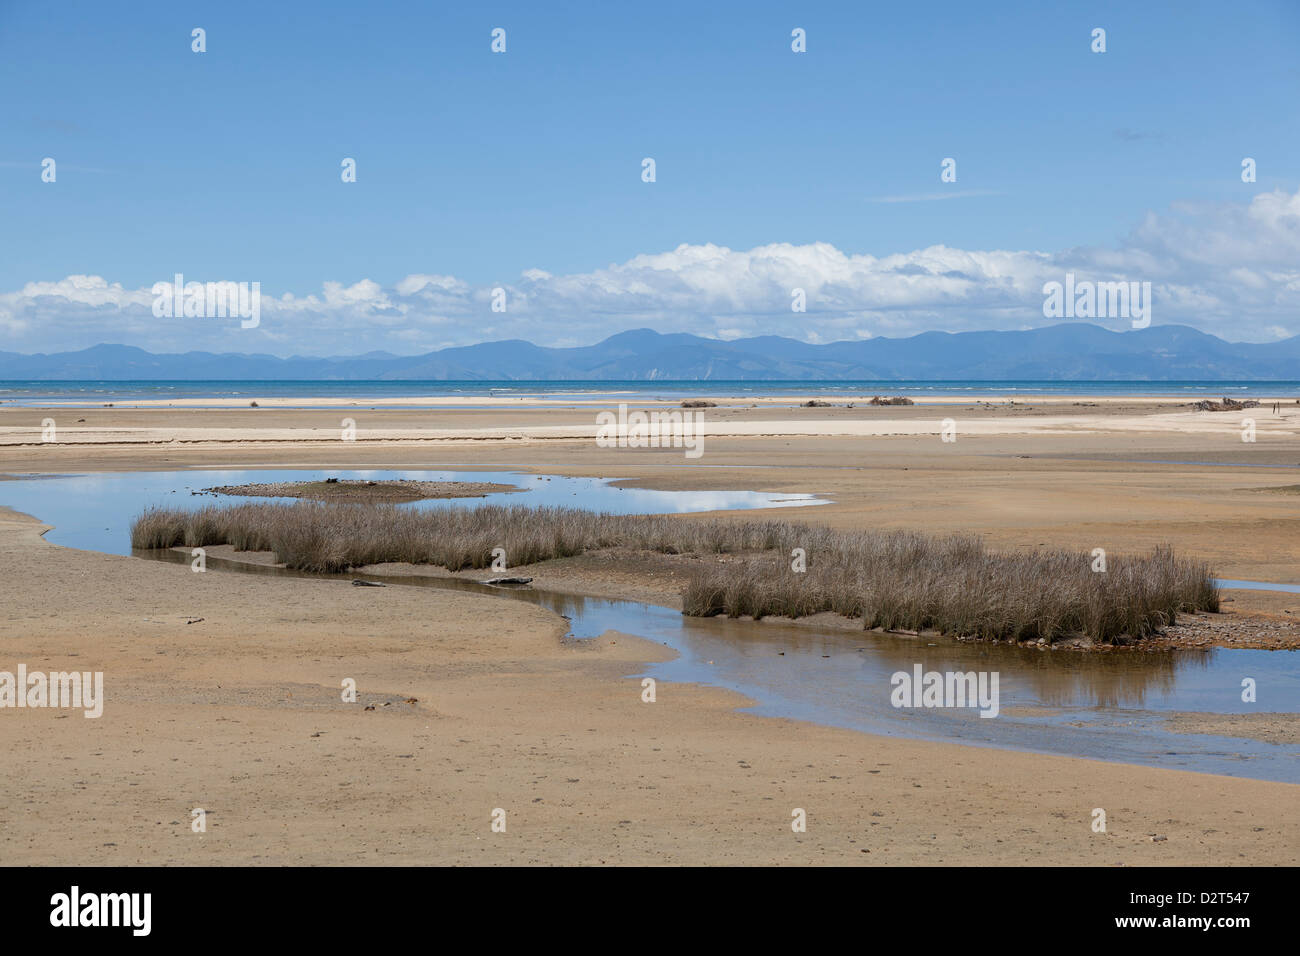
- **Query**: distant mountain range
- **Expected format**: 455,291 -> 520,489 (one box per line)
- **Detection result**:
3,324 -> 1299,381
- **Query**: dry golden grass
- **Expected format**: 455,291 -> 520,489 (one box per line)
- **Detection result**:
131,502 -> 1218,643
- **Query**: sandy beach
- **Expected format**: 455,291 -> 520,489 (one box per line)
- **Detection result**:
1,397 -> 1297,865
4,397 -> 1300,447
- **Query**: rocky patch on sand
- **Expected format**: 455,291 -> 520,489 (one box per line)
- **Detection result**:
1189,397 -> 1261,411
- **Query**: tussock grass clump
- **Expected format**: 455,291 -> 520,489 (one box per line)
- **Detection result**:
130,503 -> 1218,643
682,541 -> 1216,644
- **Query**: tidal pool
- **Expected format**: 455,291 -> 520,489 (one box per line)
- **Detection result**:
2,468 -> 1296,783
0,468 -> 825,554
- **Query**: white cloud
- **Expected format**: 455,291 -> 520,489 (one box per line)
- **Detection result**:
3,189 -> 1299,356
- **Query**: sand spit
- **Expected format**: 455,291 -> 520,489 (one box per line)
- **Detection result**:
1164,713 -> 1300,746
204,478 -> 520,502
3,414 -> 1299,446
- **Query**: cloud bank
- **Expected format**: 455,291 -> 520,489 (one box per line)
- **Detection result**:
3,188 -> 1298,356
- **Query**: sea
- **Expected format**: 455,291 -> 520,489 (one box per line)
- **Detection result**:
3,379 -> 1299,407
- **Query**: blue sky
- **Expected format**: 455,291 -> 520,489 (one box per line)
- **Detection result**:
1,0 -> 1298,355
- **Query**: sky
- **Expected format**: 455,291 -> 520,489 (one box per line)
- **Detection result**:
1,0 -> 1298,356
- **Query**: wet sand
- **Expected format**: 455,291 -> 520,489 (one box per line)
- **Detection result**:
1164,713 -> 1300,746
1,507 -> 1296,865
4,401 -> 1299,605
1,399 -> 1298,864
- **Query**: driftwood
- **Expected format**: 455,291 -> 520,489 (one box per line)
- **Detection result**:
351,579 -> 386,587
482,576 -> 533,586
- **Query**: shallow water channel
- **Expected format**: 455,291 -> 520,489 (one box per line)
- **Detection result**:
3,468 -> 1297,783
